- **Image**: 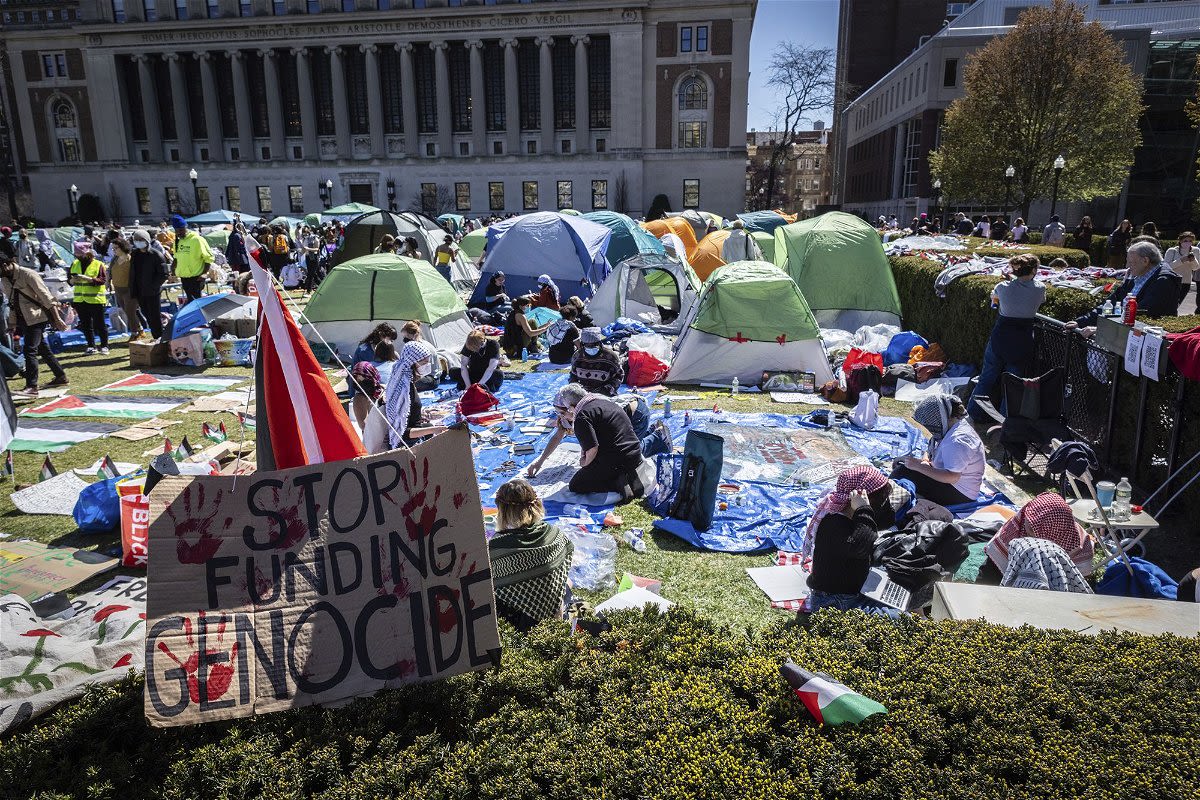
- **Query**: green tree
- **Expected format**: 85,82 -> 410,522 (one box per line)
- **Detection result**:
929,0 -> 1142,222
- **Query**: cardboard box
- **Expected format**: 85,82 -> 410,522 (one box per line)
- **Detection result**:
211,316 -> 258,339
129,340 -> 169,367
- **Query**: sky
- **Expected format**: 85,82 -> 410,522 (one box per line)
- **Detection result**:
746,0 -> 840,132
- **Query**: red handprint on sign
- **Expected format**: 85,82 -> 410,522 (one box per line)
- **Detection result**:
166,485 -> 232,564
156,611 -> 239,705
391,458 -> 450,544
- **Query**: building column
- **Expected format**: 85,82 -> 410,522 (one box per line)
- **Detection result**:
228,50 -> 253,160
260,49 -> 286,160
398,43 -> 418,154
134,55 -> 163,162
467,40 -> 485,156
502,38 -> 520,156
537,36 -> 554,154
572,35 -> 589,153
362,44 -> 385,158
165,54 -> 193,160
292,47 -> 318,159
197,53 -> 224,162
432,41 -> 451,156
327,46 -> 351,158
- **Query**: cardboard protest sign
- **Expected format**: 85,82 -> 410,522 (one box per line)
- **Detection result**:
0,540 -> 118,602
143,427 -> 500,727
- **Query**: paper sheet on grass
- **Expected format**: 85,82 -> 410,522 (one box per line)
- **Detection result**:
746,565 -> 812,603
894,378 -> 971,402
595,586 -> 674,615
770,391 -> 829,405
10,471 -> 90,515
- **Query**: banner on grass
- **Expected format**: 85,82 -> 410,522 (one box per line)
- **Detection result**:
142,427 -> 499,727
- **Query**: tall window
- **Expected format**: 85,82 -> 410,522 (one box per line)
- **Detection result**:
696,25 -> 708,52
414,46 -> 437,133
556,180 -> 572,210
344,48 -> 369,135
226,186 -> 241,212
206,0 -> 218,17
174,0 -> 186,20
273,0 -> 285,13
517,40 -> 539,130
306,0 -> 319,11
310,49 -> 336,136
240,0 -> 251,15
112,0 -> 126,21
551,38 -> 574,129
289,186 -> 304,213
215,55 -> 239,139
143,0 -> 156,21
489,181 -> 504,211
257,186 -> 272,214
449,44 -> 471,133
682,179 -> 699,209
136,187 -> 152,214
420,183 -> 437,215
678,122 -> 707,149
679,77 -> 707,109
588,36 -> 610,129
51,98 -> 81,162
676,75 -> 711,149
901,118 -> 922,197
121,59 -> 147,140
165,187 -> 182,214
153,58 -> 176,140
380,47 -> 404,134
591,180 -> 607,210
278,52 -> 302,137
455,182 -> 471,212
197,187 -> 211,213
483,42 -> 505,132
522,181 -> 538,210
680,26 -> 692,53
247,54 -> 270,138
943,58 -> 957,88
185,57 -> 207,140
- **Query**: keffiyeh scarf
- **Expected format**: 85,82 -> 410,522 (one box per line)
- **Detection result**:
1001,537 -> 1092,594
384,340 -> 437,449
988,492 -> 1095,574
801,465 -> 889,559
489,521 -> 572,630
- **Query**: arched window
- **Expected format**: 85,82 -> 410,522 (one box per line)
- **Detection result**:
52,100 -> 76,128
49,96 -> 80,163
678,77 -> 707,110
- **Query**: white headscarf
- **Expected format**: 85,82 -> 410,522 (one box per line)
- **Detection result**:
384,340 -> 437,449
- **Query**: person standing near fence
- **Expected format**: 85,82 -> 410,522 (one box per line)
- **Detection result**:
968,254 -> 1046,422
1163,232 -> 1197,306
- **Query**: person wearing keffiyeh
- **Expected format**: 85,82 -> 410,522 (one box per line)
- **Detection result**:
1001,537 -> 1092,594
379,340 -> 446,451
891,394 -> 986,507
982,492 -> 1096,581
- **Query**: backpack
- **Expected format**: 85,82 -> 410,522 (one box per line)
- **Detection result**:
665,429 -> 724,532
458,383 -> 500,417
846,363 -> 882,404
271,234 -> 289,255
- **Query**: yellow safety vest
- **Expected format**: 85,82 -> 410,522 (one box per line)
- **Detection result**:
70,258 -> 107,305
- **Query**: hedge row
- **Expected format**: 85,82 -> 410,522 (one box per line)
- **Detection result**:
1016,232 -> 1181,268
959,238 -> 1093,269
4,610 -> 1198,800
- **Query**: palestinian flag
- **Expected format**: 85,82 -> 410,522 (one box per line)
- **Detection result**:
202,422 -> 227,443
780,661 -> 887,726
20,395 -> 184,420
99,374 -> 248,393
237,412 -> 256,430
6,420 -> 123,453
97,455 -> 119,479
39,455 -> 57,481
173,436 -> 195,461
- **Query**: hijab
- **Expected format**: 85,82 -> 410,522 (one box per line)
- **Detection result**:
536,274 -> 560,303
801,465 -> 889,559
912,395 -> 961,440
384,340 -> 438,449
351,361 -> 383,402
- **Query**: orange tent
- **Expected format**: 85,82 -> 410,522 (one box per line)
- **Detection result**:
691,229 -> 731,281
642,217 -> 699,261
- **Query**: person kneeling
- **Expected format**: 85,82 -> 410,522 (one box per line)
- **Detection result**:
892,395 -> 985,507
570,327 -> 623,396
527,383 -> 647,500
457,329 -> 503,391
488,478 -> 573,631
363,340 -> 448,453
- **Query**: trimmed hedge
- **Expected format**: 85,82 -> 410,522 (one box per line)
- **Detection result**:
889,255 -> 1099,365
1020,232 -> 1180,268
3,610 -> 1198,800
959,237 -> 1092,269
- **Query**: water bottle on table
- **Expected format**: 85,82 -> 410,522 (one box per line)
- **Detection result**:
1112,477 -> 1132,521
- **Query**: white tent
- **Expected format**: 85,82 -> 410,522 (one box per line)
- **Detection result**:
587,253 -> 702,335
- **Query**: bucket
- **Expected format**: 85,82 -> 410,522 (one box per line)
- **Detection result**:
120,493 -> 151,568
213,337 -> 254,366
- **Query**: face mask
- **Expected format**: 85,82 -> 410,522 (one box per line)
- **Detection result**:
416,362 -> 433,377
583,346 -> 600,356
134,241 -> 148,250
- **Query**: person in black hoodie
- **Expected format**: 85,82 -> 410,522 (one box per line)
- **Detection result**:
129,229 -> 168,340
1068,240 -> 1180,334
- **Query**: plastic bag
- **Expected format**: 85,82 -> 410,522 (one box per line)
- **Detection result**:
883,331 -> 928,366
627,332 -> 672,362
853,324 -> 902,353
73,475 -> 125,533
850,389 -> 879,429
564,527 -> 617,591
842,347 -> 884,376
627,350 -> 670,387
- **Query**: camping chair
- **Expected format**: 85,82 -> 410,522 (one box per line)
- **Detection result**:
976,369 -> 1076,479
1047,442 -> 1143,576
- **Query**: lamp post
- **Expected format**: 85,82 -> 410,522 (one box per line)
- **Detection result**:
1049,154 -> 1065,220
1004,164 -> 1014,218
386,178 -> 396,212
931,179 -> 942,232
68,183 -> 78,223
189,168 -> 200,213
324,178 -> 334,210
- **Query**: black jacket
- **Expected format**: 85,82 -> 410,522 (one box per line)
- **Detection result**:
808,507 -> 879,595
1076,265 -> 1181,326
130,249 -> 168,297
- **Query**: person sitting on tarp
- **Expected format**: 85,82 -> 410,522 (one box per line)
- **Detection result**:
457,329 -> 503,391
546,305 -> 581,365
500,295 -> 551,359
376,340 -> 448,452
570,327 -> 623,396
977,492 -> 1095,585
892,395 -> 985,507
530,273 -> 561,311
488,478 -> 573,631
804,466 -> 902,618
526,383 -> 647,500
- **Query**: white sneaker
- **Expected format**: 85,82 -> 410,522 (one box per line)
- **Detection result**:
99,347 -> 110,355
84,347 -> 97,355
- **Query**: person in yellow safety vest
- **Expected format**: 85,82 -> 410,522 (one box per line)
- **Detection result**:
69,240 -> 109,355
171,214 -> 214,303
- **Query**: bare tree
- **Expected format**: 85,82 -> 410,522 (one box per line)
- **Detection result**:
761,43 -> 836,209
410,184 -> 458,216
614,172 -> 629,214
107,182 -> 125,224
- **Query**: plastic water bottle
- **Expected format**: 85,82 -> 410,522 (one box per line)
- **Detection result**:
564,504 -> 588,520
731,377 -> 739,396
663,396 -> 672,418
622,528 -> 646,553
1112,477 -> 1132,521
1101,299 -> 1112,317
683,410 -> 691,427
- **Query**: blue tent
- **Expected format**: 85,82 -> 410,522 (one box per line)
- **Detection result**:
437,213 -> 465,234
186,209 -> 243,225
163,292 -> 256,341
736,210 -> 792,236
470,212 -> 612,304
582,211 -> 663,267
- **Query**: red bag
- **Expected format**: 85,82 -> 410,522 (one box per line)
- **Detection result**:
458,383 -> 500,416
626,350 -> 670,387
842,347 -> 884,377
119,493 -> 150,568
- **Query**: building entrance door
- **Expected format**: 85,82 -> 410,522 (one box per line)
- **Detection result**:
349,184 -> 374,205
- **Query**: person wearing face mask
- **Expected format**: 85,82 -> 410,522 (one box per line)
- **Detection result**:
1163,232 -> 1197,305
457,329 -> 503,391
69,241 -> 108,355
129,229 -> 168,340
525,383 -> 647,500
569,327 -> 623,396
379,339 -> 449,451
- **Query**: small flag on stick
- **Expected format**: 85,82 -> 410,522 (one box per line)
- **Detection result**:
173,436 -> 195,461
3,450 -> 12,478
202,421 -> 227,443
163,437 -> 173,455
39,455 -> 57,482
97,455 -> 119,479
780,661 -> 887,726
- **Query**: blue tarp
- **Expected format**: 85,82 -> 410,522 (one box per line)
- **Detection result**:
472,212 -> 612,304
736,211 -> 791,236
186,209 -> 242,225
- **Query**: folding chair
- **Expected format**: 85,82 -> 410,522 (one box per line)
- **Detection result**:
975,369 -> 1076,478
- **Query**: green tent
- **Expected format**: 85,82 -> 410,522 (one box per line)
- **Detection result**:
750,231 -> 775,263
460,227 -> 489,261
202,229 -> 230,250
772,211 -> 901,328
325,202 -> 381,217
299,253 -> 472,359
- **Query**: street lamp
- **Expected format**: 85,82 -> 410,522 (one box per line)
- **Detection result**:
386,178 -> 396,212
324,178 -> 334,210
68,183 -> 78,223
1049,154 -> 1065,220
931,179 -> 942,231
1004,164 -> 1015,217
189,168 -> 200,213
